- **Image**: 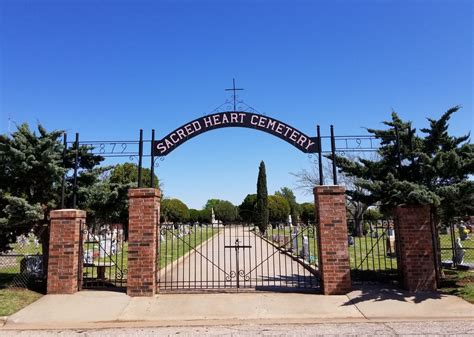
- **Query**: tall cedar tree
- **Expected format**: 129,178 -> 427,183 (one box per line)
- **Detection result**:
333,106 -> 473,225
256,161 -> 269,233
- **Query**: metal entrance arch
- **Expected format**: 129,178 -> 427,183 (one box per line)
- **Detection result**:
157,221 -> 319,292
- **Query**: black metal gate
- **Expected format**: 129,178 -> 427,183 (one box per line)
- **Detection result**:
348,219 -> 400,284
157,222 -> 320,292
80,221 -> 128,290
439,223 -> 474,269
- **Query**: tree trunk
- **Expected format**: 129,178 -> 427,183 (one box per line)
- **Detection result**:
354,218 -> 364,237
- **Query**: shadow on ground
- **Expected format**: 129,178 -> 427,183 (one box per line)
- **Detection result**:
343,284 -> 446,306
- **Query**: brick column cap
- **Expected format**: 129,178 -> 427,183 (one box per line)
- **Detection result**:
313,185 -> 345,195
50,209 -> 86,219
128,188 -> 161,198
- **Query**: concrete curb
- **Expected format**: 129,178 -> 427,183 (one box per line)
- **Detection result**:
2,317 -> 474,331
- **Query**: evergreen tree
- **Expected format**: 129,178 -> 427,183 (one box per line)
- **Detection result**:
333,106 -> 473,225
0,123 -> 103,282
256,161 -> 269,233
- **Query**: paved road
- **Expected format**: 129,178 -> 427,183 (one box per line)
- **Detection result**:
159,225 -> 318,291
2,321 -> 474,336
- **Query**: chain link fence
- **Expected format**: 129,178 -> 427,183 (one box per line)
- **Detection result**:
0,225 -> 47,292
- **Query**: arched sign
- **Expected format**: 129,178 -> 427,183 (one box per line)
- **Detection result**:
153,111 -> 319,156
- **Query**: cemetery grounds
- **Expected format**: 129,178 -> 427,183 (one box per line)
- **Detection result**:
1,223 -> 473,316
438,230 -> 474,303
0,232 -> 43,316
0,225 -> 217,315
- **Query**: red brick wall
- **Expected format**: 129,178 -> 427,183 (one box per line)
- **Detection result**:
395,204 -> 437,291
47,209 -> 85,294
127,188 -> 160,296
314,186 -> 352,295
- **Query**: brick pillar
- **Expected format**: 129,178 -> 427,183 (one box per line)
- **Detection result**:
47,209 -> 85,294
314,186 -> 351,295
395,204 -> 437,291
127,188 -> 160,296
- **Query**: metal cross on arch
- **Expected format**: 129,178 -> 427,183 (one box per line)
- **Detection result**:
225,78 -> 244,112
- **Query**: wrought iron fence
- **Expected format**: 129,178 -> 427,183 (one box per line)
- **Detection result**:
439,222 -> 474,270
80,221 -> 128,290
347,219 -> 399,284
0,225 -> 47,292
157,221 -> 319,292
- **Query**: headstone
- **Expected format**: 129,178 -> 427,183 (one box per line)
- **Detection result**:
453,238 -> 465,265
370,224 -> 378,238
99,236 -> 112,258
348,235 -> 354,246
291,227 -> 298,252
84,250 -> 93,264
386,226 -> 396,257
20,255 -> 43,277
300,235 -> 309,261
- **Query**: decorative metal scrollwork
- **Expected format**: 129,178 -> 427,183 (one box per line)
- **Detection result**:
116,268 -> 128,280
238,269 -> 250,281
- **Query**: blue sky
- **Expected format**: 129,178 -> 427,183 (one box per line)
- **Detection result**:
1,0 -> 472,209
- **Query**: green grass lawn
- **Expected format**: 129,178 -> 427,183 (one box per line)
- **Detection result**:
160,227 -> 218,268
0,288 -> 43,316
349,234 -> 398,272
82,227 -> 218,283
0,266 -> 19,288
265,226 -> 397,274
439,269 -> 474,303
265,226 -> 318,265
438,233 -> 474,263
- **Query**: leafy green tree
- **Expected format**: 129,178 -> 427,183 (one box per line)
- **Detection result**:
275,187 -> 300,223
333,106 -> 474,226
189,209 -> 200,223
161,198 -> 189,223
268,195 -> 290,222
109,162 -> 158,188
204,199 -> 237,223
198,208 -> 211,223
299,202 -> 315,224
364,208 -> 382,221
238,194 -> 257,223
256,161 -> 269,233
